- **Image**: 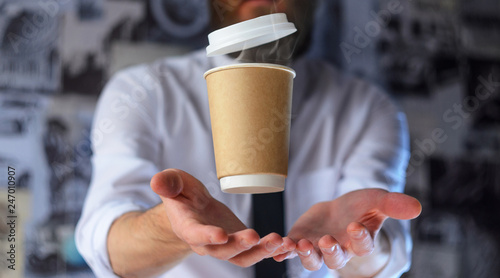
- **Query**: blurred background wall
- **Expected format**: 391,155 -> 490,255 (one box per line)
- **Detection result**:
0,0 -> 499,277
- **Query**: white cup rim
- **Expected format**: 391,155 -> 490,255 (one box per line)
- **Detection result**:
204,63 -> 296,79
220,174 -> 285,194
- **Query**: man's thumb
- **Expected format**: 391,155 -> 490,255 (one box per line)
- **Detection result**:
379,192 -> 422,220
151,169 -> 184,198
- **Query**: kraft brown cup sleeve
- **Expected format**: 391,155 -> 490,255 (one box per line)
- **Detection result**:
206,65 -> 295,180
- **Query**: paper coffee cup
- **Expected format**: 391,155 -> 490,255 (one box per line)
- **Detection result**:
205,63 -> 295,194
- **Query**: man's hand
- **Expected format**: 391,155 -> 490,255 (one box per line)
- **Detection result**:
273,189 -> 421,275
151,169 -> 296,267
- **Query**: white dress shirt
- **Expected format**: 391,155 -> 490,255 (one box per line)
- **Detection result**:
76,50 -> 412,278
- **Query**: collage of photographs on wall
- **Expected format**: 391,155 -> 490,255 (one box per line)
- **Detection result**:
0,0 -> 499,277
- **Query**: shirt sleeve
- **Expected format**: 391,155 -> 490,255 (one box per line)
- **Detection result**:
75,66 -> 164,277
335,86 -> 410,196
334,85 -> 413,277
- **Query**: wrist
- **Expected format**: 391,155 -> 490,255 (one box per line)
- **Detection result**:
143,205 -> 192,254
108,205 -> 193,277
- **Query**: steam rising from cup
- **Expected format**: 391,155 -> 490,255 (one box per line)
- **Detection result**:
235,35 -> 298,66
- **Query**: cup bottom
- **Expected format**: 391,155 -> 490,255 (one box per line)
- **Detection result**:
220,174 -> 285,194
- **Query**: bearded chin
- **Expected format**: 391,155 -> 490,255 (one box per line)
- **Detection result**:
237,1 -> 278,21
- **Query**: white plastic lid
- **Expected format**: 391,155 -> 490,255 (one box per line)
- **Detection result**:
220,174 -> 285,194
206,13 -> 297,57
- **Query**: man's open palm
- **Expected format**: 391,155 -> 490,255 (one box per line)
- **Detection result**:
151,169 -> 295,267
275,189 -> 422,271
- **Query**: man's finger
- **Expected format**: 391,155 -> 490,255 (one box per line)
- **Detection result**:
318,235 -> 348,269
347,222 -> 374,257
203,229 -> 260,260
151,169 -> 212,202
379,192 -> 422,220
296,239 -> 323,271
228,233 -> 283,267
151,169 -> 184,198
268,237 -> 296,258
273,251 -> 293,262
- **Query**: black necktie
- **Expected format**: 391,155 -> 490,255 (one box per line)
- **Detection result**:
252,192 -> 287,278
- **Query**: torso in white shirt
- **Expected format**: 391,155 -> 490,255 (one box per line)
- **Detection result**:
77,50 -> 412,278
